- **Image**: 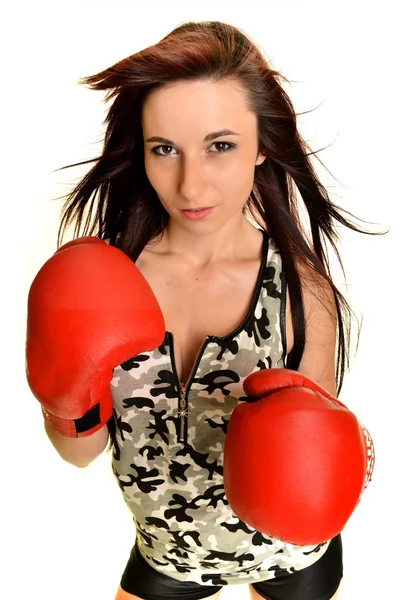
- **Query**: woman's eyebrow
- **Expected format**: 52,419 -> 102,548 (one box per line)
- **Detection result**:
145,129 -> 240,144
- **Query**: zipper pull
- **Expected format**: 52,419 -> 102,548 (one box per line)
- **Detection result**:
178,386 -> 188,442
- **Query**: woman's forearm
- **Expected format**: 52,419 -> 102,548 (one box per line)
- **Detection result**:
43,420 -> 110,468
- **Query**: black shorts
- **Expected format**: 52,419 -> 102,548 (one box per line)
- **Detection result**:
120,534 -> 343,600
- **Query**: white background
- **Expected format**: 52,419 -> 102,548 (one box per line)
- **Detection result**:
2,2 -> 398,599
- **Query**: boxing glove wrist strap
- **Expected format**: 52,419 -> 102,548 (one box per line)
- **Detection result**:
41,403 -> 110,438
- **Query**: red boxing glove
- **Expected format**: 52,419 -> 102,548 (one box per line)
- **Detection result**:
223,368 -> 374,545
26,237 -> 165,437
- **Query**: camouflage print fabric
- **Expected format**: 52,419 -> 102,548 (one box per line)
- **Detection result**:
110,230 -> 330,586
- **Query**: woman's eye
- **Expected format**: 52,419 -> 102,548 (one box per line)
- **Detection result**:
212,142 -> 234,154
151,142 -> 235,157
152,145 -> 176,157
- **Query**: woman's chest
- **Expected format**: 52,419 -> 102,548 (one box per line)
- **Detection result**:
164,288 -> 253,384
136,256 -> 262,383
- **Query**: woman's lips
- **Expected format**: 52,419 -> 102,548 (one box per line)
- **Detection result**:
181,207 -> 214,220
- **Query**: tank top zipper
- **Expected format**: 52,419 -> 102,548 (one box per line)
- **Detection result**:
169,333 -> 211,443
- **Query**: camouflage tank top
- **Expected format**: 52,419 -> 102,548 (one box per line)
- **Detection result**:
110,230 -> 330,587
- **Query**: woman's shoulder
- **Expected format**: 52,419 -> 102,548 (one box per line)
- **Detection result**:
296,260 -> 337,321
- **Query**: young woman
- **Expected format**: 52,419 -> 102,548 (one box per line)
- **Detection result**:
34,20 -> 378,600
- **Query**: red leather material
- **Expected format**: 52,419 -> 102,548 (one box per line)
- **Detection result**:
26,237 -> 165,437
223,368 -> 374,545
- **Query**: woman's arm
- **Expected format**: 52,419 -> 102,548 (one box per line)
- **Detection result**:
286,264 -> 338,396
43,420 -> 109,468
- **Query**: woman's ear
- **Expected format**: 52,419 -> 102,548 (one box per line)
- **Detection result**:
255,153 -> 267,166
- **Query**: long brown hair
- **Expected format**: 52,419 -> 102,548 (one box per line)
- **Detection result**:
53,20 -> 382,448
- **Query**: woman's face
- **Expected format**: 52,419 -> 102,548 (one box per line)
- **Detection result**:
141,79 -> 266,231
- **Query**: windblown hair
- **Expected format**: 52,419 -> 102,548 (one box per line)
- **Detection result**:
53,21 -> 380,449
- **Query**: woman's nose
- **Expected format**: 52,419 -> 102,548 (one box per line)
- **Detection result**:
178,155 -> 207,197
